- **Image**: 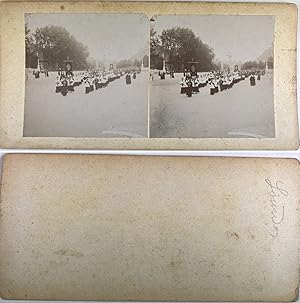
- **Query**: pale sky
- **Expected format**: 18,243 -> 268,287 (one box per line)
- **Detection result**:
26,13 -> 149,62
152,15 -> 274,63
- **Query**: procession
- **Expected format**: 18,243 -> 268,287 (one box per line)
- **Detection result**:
25,61 -> 148,138
150,64 -> 273,138
178,65 -> 265,97
32,66 -> 141,97
26,62 -> 143,96
150,15 -> 275,138
24,13 -> 149,138
152,64 -> 266,97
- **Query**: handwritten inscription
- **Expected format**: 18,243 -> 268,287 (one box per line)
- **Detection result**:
265,179 -> 288,238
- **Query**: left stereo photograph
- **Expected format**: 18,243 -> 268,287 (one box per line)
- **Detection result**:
24,13 -> 150,138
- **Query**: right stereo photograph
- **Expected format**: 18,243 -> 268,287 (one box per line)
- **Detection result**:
149,15 -> 275,139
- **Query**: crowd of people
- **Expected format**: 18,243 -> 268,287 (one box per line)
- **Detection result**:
180,68 -> 265,97
54,69 -> 139,96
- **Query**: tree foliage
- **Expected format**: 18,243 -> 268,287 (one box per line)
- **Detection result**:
26,25 -> 90,70
150,26 -> 163,69
150,26 -> 217,72
25,23 -> 38,68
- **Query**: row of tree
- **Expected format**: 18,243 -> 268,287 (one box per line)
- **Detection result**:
26,24 -> 146,71
150,26 -> 274,72
26,24 -> 91,70
150,26 -> 217,72
241,58 -> 273,70
26,24 -> 273,73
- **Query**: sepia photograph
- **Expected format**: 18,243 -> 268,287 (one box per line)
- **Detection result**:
24,13 -> 149,138
150,15 -> 275,138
